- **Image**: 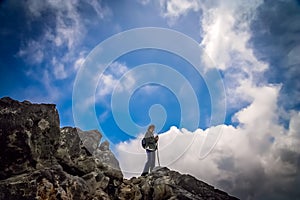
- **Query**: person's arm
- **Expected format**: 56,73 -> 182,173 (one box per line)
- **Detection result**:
155,135 -> 159,142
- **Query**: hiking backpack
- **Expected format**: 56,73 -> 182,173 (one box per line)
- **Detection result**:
141,138 -> 146,149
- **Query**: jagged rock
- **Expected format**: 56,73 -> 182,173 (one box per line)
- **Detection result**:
152,176 -> 174,200
93,188 -> 111,200
82,171 -> 110,195
0,97 -> 238,200
56,127 -> 96,176
77,127 -> 122,173
115,167 -> 239,200
0,165 -> 90,200
0,97 -> 60,180
0,97 -> 119,199
77,129 -> 102,154
118,182 -> 142,200
99,140 -> 109,151
95,140 -> 121,171
129,167 -> 239,200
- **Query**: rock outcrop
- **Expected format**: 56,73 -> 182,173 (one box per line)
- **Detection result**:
0,97 -> 238,200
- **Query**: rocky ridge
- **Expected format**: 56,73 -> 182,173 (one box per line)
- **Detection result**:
0,97 -> 238,200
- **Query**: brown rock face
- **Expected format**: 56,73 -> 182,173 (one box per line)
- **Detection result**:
0,97 -> 238,200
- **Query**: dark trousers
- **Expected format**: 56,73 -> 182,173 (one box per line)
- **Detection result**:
142,150 -> 156,173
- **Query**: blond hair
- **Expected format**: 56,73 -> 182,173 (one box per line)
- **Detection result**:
148,124 -> 155,131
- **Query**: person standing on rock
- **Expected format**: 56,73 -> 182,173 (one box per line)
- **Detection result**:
141,124 -> 159,176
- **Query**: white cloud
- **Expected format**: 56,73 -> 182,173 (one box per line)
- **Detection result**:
18,40 -> 44,65
115,83 -> 300,199
159,0 -> 200,25
96,62 -> 130,98
233,83 -> 280,126
24,0 -> 84,51
109,62 -> 128,77
137,0 -> 151,6
197,0 -> 272,113
158,0 -> 269,112
16,0 -> 112,104
51,57 -> 67,80
18,0 -> 110,81
200,0 -> 267,72
74,62 -> 130,115
113,1 -> 300,199
97,74 -> 119,97
87,0 -> 111,19
74,52 -> 87,71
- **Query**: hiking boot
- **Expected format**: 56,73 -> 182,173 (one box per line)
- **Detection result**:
141,172 -> 148,176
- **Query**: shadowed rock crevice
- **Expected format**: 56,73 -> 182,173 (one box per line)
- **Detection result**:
0,97 -> 238,200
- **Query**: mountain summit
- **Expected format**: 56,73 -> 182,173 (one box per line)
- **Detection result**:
0,97 -> 238,200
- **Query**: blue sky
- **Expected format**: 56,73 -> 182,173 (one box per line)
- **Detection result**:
1,0 -> 300,199
0,0 -> 213,141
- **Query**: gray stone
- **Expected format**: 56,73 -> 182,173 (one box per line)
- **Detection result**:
55,127 -> 96,176
77,128 -> 102,154
0,165 -> 90,200
0,97 -> 60,180
95,140 -> 121,172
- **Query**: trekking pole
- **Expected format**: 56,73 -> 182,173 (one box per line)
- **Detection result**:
156,142 -> 161,167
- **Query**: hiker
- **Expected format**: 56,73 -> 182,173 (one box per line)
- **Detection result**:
141,124 -> 159,176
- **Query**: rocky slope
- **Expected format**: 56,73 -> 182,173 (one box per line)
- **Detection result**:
0,97 -> 238,200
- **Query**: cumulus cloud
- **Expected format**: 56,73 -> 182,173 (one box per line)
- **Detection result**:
114,1 -> 300,199
200,1 -> 263,70
249,0 -> 300,111
199,0 -> 272,111
116,83 -> 300,199
157,0 -> 269,110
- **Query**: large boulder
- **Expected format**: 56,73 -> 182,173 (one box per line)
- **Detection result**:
94,140 -> 121,172
55,127 -> 97,176
0,97 -> 60,179
0,97 -> 123,199
77,129 -> 102,154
